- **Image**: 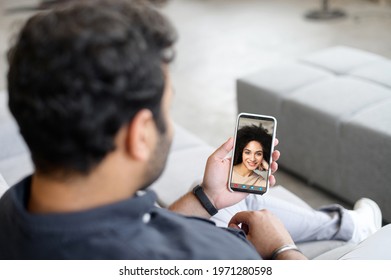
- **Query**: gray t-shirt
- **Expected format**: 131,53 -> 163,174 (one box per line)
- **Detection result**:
0,176 -> 261,260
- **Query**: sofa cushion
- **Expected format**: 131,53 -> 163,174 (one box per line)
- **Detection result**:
300,46 -> 385,75
351,60 -> 391,89
0,91 -> 11,121
237,62 -> 332,117
0,91 -> 34,187
171,124 -> 207,151
0,120 -> 29,162
0,173 -> 8,198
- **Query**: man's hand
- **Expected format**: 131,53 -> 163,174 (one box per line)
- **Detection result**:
169,138 -> 280,218
228,210 -> 307,260
202,138 -> 280,210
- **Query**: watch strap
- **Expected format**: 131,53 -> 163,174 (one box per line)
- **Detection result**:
192,185 -> 218,216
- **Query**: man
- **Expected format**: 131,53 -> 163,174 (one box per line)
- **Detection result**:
0,0 -> 304,260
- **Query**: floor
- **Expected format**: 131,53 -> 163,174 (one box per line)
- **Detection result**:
1,0 -> 391,209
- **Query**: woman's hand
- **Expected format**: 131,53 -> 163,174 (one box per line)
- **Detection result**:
260,159 -> 269,171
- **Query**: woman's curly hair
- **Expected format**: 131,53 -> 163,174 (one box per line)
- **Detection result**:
233,124 -> 272,167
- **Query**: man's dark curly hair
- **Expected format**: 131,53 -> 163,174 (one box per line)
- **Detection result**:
7,0 -> 177,175
233,124 -> 272,167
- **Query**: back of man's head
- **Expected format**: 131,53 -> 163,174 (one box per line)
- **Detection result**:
7,0 -> 177,176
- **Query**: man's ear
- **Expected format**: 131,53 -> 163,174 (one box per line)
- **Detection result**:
125,109 -> 156,162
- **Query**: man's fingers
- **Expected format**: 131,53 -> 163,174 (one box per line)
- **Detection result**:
271,161 -> 278,173
228,223 -> 241,230
274,138 -> 279,147
229,211 -> 251,226
272,150 -> 280,161
269,174 -> 276,187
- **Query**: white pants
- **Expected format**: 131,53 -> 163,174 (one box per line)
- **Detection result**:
211,186 -> 354,243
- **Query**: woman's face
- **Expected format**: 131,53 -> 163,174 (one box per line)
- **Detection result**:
242,140 -> 263,171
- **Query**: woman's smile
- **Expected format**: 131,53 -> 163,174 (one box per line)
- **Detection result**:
242,140 -> 264,172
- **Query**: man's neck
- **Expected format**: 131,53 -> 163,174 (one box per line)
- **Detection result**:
28,158 -> 143,214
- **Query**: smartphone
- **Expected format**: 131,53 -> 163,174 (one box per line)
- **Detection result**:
228,113 -> 277,195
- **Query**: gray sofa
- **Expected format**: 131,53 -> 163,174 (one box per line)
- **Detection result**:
237,46 -> 391,223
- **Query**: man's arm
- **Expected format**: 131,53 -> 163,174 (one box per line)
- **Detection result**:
168,191 -> 212,218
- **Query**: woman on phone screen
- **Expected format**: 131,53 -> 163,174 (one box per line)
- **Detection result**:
232,124 -> 272,187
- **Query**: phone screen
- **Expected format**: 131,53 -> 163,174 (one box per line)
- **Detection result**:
228,113 -> 277,195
